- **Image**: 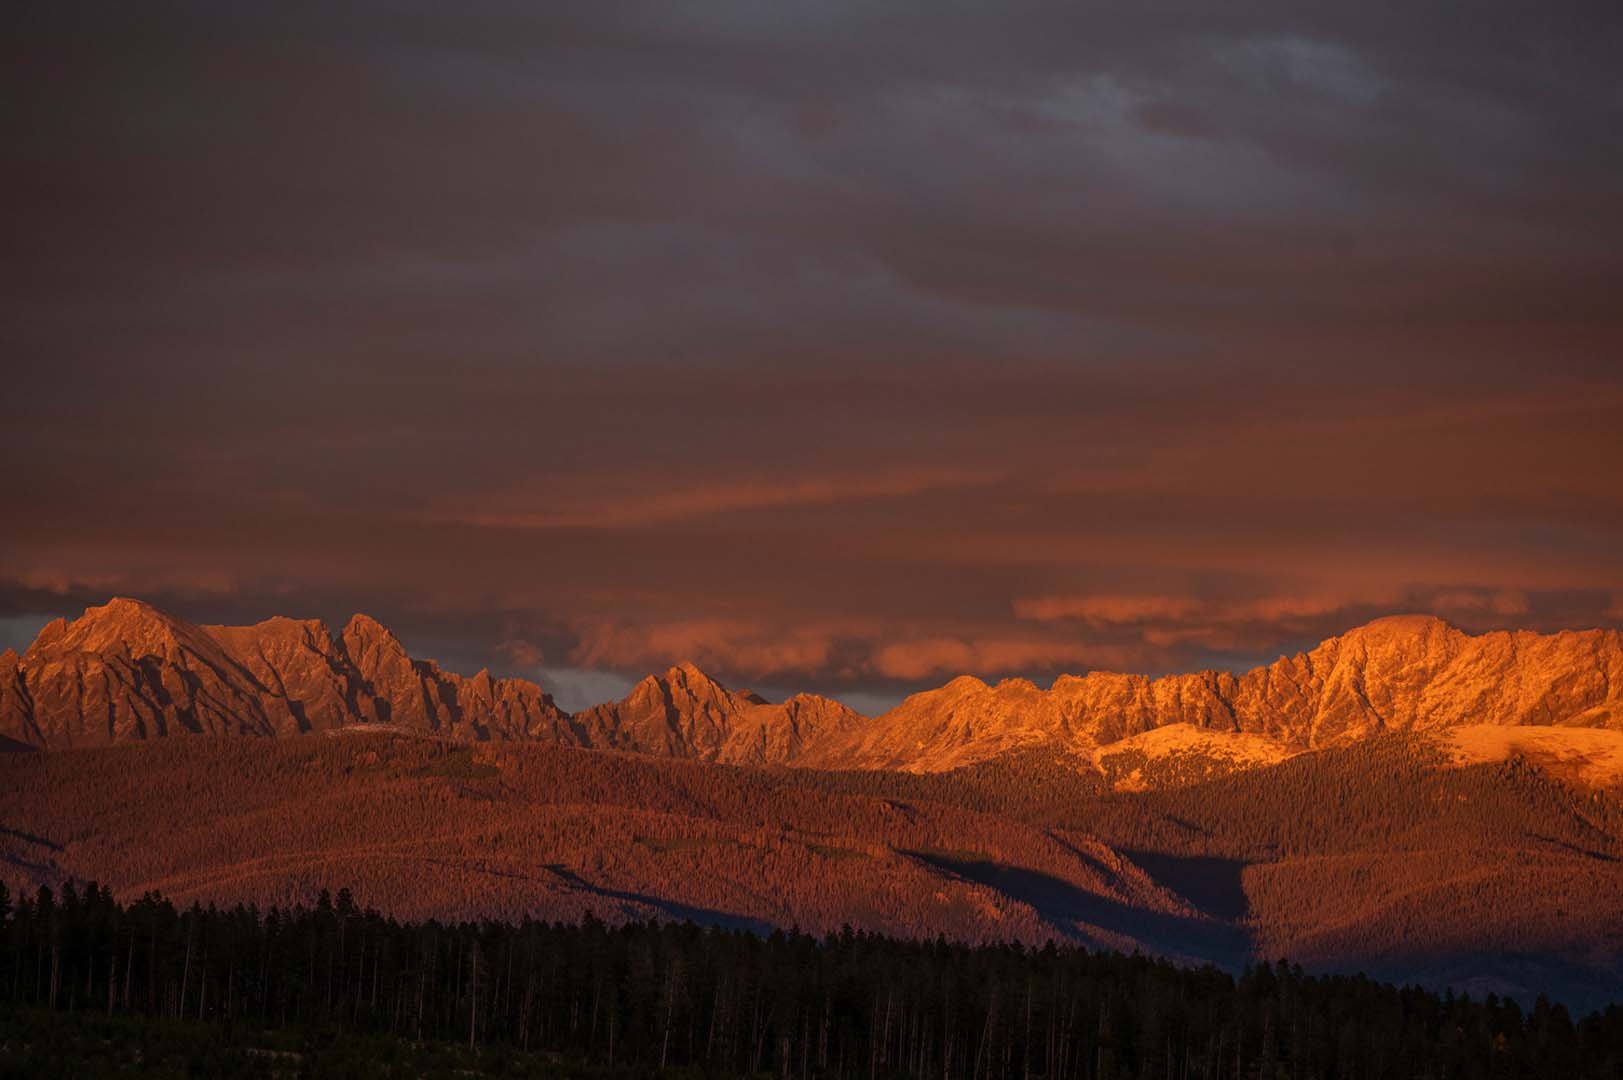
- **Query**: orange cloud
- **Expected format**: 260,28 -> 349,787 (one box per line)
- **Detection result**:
1012,593 -> 1205,624
566,613 -> 1149,685
568,617 -> 843,679
436,466 -> 1000,530
14,567 -> 244,600
868,637 -> 1137,681
1008,585 -> 1575,657
495,638 -> 546,669
1014,590 -> 1383,630
1429,589 -> 1530,618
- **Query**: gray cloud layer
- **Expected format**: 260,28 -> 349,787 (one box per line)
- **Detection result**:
5,2 -> 1621,702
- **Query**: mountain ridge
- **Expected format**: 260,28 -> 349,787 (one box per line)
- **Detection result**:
4,599 -> 1622,776
804,613 -> 1623,772
8,600 -> 1623,1006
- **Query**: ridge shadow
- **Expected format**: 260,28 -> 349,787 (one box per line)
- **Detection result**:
907,852 -> 1250,967
1121,850 -> 1251,921
543,863 -> 773,934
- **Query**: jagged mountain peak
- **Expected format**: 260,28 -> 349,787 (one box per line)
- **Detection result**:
658,660 -> 729,690
40,594 -> 171,643
1,601 -> 579,747
342,612 -> 403,649
576,663 -> 865,765
88,595 -> 160,619
208,614 -> 335,651
1340,612 -> 1455,635
886,673 -> 990,711
809,615 -> 1623,772
340,614 -> 416,686
6,604 -> 1623,779
667,659 -> 708,677
36,598 -> 247,676
778,690 -> 853,711
612,663 -> 747,718
1325,613 -> 1463,655
244,612 -> 329,633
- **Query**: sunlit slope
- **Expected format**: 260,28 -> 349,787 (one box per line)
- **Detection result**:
4,729 -> 1622,1008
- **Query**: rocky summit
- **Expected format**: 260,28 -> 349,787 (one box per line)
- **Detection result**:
4,600 -> 1622,776
804,614 -> 1623,772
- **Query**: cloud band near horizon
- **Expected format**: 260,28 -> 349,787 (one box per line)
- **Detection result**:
4,2 -> 1621,708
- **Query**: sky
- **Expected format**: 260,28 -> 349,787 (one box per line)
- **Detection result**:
5,2 -> 1622,712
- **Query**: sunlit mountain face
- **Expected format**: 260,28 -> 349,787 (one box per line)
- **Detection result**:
6,3 -> 1623,1074
8,599 -> 1623,1015
8,600 -> 1623,763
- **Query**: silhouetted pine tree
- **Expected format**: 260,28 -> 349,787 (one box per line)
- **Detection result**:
4,872 -> 1623,1076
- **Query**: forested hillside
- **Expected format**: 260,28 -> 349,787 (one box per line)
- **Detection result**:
4,732 -> 1622,1013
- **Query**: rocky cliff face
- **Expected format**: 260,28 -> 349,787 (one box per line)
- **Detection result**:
574,663 -> 864,765
0,599 -> 860,760
333,614 -> 580,742
0,599 -> 573,748
7,599 -> 283,745
814,615 -> 1623,771
5,602 -> 1621,773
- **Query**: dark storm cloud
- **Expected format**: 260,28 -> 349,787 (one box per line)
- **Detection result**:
4,2 -> 1621,705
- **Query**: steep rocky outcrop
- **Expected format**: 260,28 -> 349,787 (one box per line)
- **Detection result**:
1,599 -> 572,748
574,663 -> 864,764
4,602 -> 1621,775
815,615 -> 1623,771
13,599 -> 282,745
0,648 -> 40,746
0,599 -> 859,760
205,616 -> 363,735
334,614 -> 578,742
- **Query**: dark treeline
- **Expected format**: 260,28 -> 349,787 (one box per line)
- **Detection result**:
2,881 -> 1621,1079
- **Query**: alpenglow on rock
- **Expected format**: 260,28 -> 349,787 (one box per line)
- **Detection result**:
0,599 -> 860,760
3,601 -> 1621,771
1,599 -> 573,747
797,615 -> 1623,771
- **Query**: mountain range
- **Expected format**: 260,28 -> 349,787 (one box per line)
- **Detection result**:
5,598 -> 1623,778
6,598 -> 1623,1009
